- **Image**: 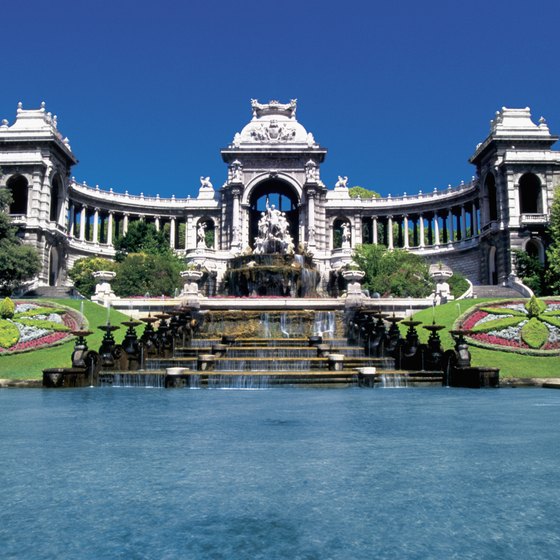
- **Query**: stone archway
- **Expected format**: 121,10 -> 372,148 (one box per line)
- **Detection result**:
6,174 -> 29,215
48,246 -> 62,286
519,173 -> 542,214
248,178 -> 300,250
485,173 -> 498,223
488,245 -> 498,285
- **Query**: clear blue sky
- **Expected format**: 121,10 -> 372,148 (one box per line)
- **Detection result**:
1,0 -> 559,198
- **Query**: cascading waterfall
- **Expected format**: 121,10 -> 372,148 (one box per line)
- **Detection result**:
207,375 -> 271,390
379,373 -> 408,388
101,373 -> 165,388
313,311 -> 336,338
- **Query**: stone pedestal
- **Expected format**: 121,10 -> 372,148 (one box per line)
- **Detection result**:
180,270 -> 204,298
198,353 -> 216,372
328,353 -> 345,371
91,271 -> 117,306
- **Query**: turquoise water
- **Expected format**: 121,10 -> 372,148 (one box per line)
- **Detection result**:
1,387 -> 560,559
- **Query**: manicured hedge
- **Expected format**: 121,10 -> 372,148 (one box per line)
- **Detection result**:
520,317 -> 550,349
16,318 -> 70,332
469,316 -> 523,333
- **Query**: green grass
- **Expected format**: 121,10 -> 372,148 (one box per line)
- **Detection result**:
407,298 -> 560,378
0,299 -> 131,380
1,297 -> 559,381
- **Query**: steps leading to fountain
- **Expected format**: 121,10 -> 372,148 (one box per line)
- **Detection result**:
98,333 -> 443,387
98,370 -> 443,388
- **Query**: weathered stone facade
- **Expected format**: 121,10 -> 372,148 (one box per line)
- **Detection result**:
1,100 -> 559,292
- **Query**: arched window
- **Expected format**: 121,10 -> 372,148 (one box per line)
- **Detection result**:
519,173 -> 542,214
50,174 -> 63,223
6,175 -> 29,215
525,238 -> 545,264
485,174 -> 498,222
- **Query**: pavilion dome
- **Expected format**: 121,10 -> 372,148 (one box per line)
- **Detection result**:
229,99 -> 319,149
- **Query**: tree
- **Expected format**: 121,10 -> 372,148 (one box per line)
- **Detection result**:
352,244 -> 433,297
68,257 -> 116,297
514,250 -> 545,296
0,189 -> 41,295
545,186 -> 560,295
112,253 -> 183,297
113,220 -> 171,262
349,186 -> 381,199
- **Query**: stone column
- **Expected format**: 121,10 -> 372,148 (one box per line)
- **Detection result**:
184,218 -> 189,249
170,217 -> 176,249
79,206 -> 86,241
123,213 -> 129,234
107,211 -> 114,246
472,202 -> 478,236
434,212 -> 440,247
447,209 -> 453,245
68,203 -> 75,237
461,205 -> 467,240
231,188 -> 241,248
372,217 -> 378,245
155,216 -> 160,231
419,214 -> 425,248
93,208 -> 100,244
387,216 -> 394,249
307,191 -> 315,245
403,215 -> 409,248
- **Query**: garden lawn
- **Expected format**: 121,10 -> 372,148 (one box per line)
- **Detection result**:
408,298 -> 560,378
0,299 -> 130,380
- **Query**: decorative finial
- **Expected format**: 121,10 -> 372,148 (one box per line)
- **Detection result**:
41,101 -> 46,108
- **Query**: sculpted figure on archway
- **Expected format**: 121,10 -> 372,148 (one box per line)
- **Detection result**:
253,200 -> 294,255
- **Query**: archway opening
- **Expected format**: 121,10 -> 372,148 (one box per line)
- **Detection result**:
6,175 -> 28,215
49,246 -> 61,287
249,179 -> 299,250
485,174 -> 498,222
333,218 -> 350,249
519,173 -> 542,214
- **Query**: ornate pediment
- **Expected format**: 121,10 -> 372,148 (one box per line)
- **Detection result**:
250,120 -> 297,143
251,99 -> 297,119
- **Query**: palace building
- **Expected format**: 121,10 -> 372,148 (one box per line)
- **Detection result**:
1,99 -> 559,294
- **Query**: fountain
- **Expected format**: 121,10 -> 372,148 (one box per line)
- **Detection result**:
224,201 -> 319,297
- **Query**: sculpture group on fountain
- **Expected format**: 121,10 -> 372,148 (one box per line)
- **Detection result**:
254,199 -> 295,255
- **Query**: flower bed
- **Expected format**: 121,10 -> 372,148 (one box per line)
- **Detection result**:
458,297 -> 560,355
0,301 -> 81,355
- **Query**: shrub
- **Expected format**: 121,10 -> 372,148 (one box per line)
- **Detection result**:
0,297 -> 15,319
0,320 -> 19,348
525,296 -> 546,317
68,257 -> 116,297
448,272 -> 469,298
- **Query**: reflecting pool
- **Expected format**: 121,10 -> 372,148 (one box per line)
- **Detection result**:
1,388 -> 560,559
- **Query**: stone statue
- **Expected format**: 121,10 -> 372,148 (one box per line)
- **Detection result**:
305,160 -> 318,182
231,160 -> 243,182
341,222 -> 351,247
197,222 -> 207,248
200,176 -> 213,189
253,200 -> 294,255
335,176 -> 348,189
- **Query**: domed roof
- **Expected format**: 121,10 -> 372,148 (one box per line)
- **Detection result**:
229,99 -> 319,149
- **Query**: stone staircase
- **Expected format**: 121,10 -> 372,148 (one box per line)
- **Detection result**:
22,286 -> 83,299
471,284 -> 525,299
